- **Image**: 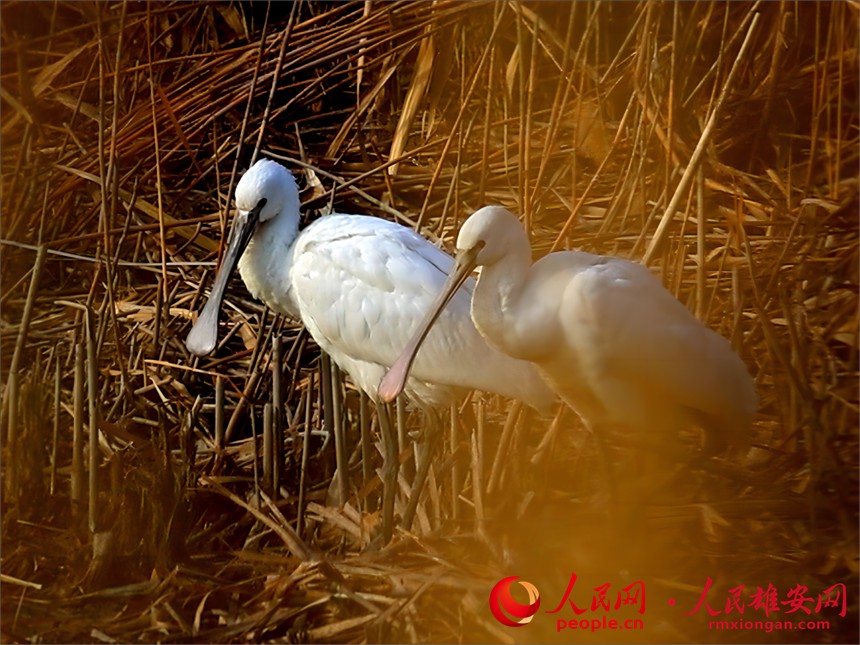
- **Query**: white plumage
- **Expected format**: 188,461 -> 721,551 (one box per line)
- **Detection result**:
220,159 -> 555,412
381,205 -> 757,453
185,161 -> 556,542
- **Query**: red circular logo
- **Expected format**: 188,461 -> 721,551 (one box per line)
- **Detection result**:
489,576 -> 541,627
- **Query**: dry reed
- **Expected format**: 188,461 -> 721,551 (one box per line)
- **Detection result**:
1,2 -> 857,643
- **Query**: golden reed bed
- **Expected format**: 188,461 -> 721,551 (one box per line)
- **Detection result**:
1,2 -> 857,643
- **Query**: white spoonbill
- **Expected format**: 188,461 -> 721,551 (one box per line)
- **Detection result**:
186,161 -> 556,542
379,205 -> 757,458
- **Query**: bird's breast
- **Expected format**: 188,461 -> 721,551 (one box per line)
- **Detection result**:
238,233 -> 300,318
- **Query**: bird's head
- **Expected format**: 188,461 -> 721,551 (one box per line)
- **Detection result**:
234,158 -> 300,223
377,205 -> 526,403
185,158 -> 300,356
456,205 -> 523,267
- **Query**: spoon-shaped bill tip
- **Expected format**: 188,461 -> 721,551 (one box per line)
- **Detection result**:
185,308 -> 219,356
378,356 -> 410,402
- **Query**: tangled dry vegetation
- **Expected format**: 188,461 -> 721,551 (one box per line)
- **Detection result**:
1,2 -> 857,643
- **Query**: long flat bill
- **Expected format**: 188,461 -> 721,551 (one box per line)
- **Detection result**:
377,246 -> 479,402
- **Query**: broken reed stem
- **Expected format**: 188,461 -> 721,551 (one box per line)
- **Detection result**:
250,409 -> 260,509
252,5 -> 297,162
297,369 -> 315,538
450,404 -> 460,520
396,397 -> 408,478
145,4 -> 168,298
531,405 -> 565,467
400,416 -> 440,532
85,308 -> 99,534
72,343 -> 84,508
153,275 -> 163,355
427,457 -> 441,529
3,245 -> 48,495
510,405 -> 527,487
263,403 -> 273,489
224,372 -> 261,444
486,400 -> 522,495
7,245 -> 48,387
203,476 -> 309,560
731,266 -> 744,351
4,373 -> 18,499
470,427 -> 484,530
643,11 -> 761,264
50,357 -> 61,495
415,6 -> 505,231
214,375 -> 224,450
696,166 -> 706,320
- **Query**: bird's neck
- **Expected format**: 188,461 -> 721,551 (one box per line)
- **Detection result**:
470,242 -> 533,360
238,209 -> 301,317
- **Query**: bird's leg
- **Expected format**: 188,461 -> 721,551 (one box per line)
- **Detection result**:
610,426 -> 670,573
401,408 -> 442,532
376,401 -> 398,544
359,391 -> 373,485
449,404 -> 461,521
590,422 -> 618,511
329,357 -> 348,507
396,397 -> 414,480
591,422 -> 646,570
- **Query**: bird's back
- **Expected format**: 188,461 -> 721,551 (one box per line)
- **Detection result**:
534,251 -> 756,438
290,215 -> 556,412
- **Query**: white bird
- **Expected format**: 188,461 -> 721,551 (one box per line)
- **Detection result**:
186,161 -> 556,542
380,205 -> 758,462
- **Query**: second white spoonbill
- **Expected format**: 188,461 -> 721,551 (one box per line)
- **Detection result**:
380,205 -> 757,457
186,162 -> 556,542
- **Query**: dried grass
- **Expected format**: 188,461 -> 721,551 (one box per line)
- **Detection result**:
1,2 -> 857,643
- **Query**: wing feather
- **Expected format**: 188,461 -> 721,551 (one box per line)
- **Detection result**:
557,252 -> 756,427
291,215 -> 554,409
